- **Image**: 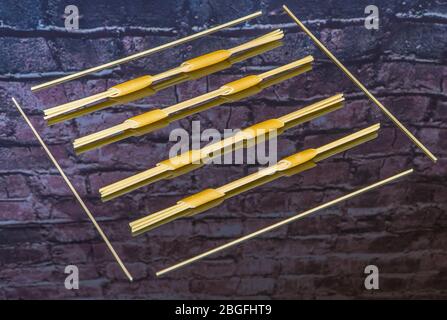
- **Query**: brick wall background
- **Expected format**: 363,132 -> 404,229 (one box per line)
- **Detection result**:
0,0 -> 446,299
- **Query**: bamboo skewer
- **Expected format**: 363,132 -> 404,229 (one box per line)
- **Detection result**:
156,168 -> 413,276
11,98 -> 133,282
129,123 -> 381,235
73,56 -> 314,149
99,94 -> 344,199
43,30 -> 284,119
283,5 -> 437,163
31,11 -> 263,91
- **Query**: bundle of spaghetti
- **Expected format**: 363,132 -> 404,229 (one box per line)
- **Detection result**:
46,40 -> 284,125
129,123 -> 381,235
72,55 -> 314,149
93,96 -> 339,201
99,94 -> 345,200
31,11 -> 263,91
73,57 -> 311,154
43,30 -> 284,120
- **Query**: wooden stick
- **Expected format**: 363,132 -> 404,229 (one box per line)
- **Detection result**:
11,97 -> 133,282
156,168 -> 414,276
283,5 -> 437,163
31,11 -> 263,91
